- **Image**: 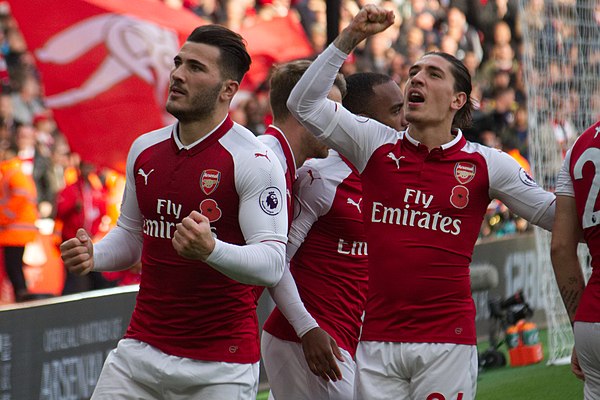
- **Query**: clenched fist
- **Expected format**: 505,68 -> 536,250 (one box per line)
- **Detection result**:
172,210 -> 216,260
60,228 -> 95,275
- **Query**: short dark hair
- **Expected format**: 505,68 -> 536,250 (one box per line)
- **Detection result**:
424,51 -> 473,129
269,59 -> 347,121
343,72 -> 393,115
187,25 -> 251,83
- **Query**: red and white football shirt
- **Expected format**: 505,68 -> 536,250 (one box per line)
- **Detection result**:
556,120 -> 600,323
288,44 -> 556,346
107,116 -> 287,363
263,150 -> 368,356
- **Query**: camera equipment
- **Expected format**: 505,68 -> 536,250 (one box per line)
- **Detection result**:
478,290 -> 533,370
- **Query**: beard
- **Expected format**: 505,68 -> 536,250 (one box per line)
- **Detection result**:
166,81 -> 222,123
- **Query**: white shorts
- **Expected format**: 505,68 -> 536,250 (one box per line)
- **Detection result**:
574,322 -> 600,400
261,331 -> 356,400
91,338 -> 259,400
355,341 -> 478,400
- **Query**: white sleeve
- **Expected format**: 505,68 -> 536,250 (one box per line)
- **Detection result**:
93,225 -> 143,272
207,240 -> 286,287
555,148 -> 575,197
204,135 -> 289,286
267,267 -> 319,337
92,140 -> 144,272
287,163 -> 335,256
266,164 -> 336,336
488,149 -> 556,231
287,43 -> 397,173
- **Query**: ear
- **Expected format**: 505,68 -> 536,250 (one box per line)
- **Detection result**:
451,92 -> 467,111
220,79 -> 239,102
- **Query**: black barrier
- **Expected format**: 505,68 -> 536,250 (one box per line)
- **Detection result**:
0,286 -> 137,400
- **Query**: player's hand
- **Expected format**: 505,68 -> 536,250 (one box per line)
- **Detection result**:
336,4 -> 394,51
60,228 -> 94,275
301,327 -> 344,382
571,348 -> 585,380
172,210 -> 215,261
350,4 -> 395,36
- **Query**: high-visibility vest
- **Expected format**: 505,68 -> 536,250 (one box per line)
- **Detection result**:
0,158 -> 39,246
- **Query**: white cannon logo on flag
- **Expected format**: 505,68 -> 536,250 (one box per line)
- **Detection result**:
36,14 -> 177,121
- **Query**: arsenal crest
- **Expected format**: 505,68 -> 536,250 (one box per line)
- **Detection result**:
454,162 -> 476,184
200,169 -> 221,195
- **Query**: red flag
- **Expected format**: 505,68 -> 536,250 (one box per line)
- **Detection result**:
7,0 -> 206,171
240,14 -> 315,91
9,0 -> 313,170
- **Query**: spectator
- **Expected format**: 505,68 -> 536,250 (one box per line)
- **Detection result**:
476,42 -> 519,96
10,74 -> 46,126
0,146 -> 39,302
55,161 -> 114,295
439,7 -> 484,63
11,123 -> 55,217
479,86 -> 517,142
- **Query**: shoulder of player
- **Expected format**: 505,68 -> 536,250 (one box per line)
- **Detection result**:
128,124 -> 173,164
220,123 -> 273,157
132,124 -> 173,147
460,140 -> 517,167
256,134 -> 286,167
296,152 -> 350,189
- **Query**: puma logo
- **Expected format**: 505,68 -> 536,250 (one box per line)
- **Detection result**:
387,152 -> 405,169
254,150 -> 270,161
347,197 -> 362,213
307,170 -> 321,185
138,168 -> 154,185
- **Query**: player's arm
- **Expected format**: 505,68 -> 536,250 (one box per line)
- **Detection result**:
551,151 -> 585,324
551,194 -> 584,323
266,168 -> 325,332
286,5 -> 396,172
487,149 -> 556,230
175,145 -> 288,287
553,194 -> 586,382
61,142 -> 144,274
267,167 -> 344,381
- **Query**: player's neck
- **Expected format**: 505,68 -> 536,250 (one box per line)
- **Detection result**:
178,109 -> 228,145
273,119 -> 306,168
409,121 -> 455,150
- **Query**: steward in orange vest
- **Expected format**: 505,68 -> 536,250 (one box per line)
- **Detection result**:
0,156 -> 39,301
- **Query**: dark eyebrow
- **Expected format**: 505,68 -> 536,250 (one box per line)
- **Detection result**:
428,65 -> 445,76
173,55 -> 205,70
409,64 -> 446,76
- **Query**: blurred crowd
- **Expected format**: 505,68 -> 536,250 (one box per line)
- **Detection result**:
0,0 -> 596,298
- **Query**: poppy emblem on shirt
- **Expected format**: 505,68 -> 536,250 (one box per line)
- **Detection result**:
200,169 -> 221,195
259,187 -> 283,216
450,185 -> 469,209
199,199 -> 222,223
454,162 -> 476,184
